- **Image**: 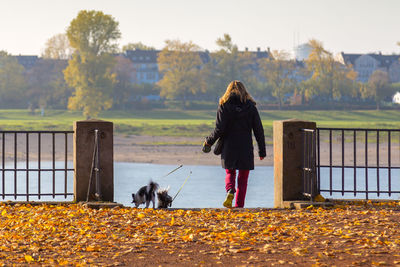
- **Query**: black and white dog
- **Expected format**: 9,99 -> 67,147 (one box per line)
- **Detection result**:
131,181 -> 159,208
157,186 -> 173,208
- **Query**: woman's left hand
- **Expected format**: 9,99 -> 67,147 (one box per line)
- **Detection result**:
202,141 -> 211,153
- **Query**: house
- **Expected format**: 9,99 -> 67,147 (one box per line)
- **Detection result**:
338,52 -> 400,83
123,48 -> 270,85
393,92 -> 400,104
14,55 -> 39,70
124,50 -> 160,84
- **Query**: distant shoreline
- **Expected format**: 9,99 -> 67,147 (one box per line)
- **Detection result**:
114,135 -> 274,166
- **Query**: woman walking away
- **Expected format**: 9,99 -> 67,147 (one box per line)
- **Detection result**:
202,80 -> 266,208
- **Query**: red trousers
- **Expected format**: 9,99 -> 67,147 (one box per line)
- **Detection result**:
225,169 -> 250,208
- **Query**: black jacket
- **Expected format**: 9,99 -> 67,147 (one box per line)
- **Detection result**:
206,96 -> 266,170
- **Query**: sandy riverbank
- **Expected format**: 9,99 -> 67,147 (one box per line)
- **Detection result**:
114,135 -> 399,167
0,134 -> 272,166
114,135 -> 274,166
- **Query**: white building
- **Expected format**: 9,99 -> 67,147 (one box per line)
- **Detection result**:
294,43 -> 312,61
393,92 -> 400,104
338,52 -> 400,83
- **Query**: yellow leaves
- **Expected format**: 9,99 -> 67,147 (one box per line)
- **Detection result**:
181,234 -> 194,242
57,258 -> 70,265
136,212 -> 145,219
292,247 -> 308,256
1,203 -> 400,265
314,194 -> 326,202
240,231 -> 249,239
24,255 -> 34,263
86,245 -> 101,252
372,261 -> 388,266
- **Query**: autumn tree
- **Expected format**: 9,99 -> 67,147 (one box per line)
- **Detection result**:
215,34 -> 257,92
0,51 -> 27,108
362,70 -> 392,110
201,34 -> 260,100
157,39 -> 204,103
26,59 -> 71,109
305,39 -> 335,100
42,33 -> 74,60
259,50 -> 295,109
112,55 -> 135,109
305,39 -> 357,104
122,42 -> 155,51
64,10 -> 121,118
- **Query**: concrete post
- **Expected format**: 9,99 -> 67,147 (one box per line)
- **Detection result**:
273,119 -> 316,208
73,120 -> 114,202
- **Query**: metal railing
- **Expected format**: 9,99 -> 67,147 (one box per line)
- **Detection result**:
303,127 -> 400,200
0,131 -> 74,201
300,128 -> 317,200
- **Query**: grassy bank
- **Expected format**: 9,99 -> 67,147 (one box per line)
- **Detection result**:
0,109 -> 399,138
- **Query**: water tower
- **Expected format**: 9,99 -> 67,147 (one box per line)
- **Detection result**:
294,43 -> 312,61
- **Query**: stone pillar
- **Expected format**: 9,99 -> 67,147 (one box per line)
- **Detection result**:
73,120 -> 113,202
273,119 -> 316,208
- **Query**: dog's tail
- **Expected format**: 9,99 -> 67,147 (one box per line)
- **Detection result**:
148,181 -> 159,194
157,185 -> 170,194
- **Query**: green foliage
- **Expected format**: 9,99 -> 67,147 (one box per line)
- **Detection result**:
26,59 -> 71,109
215,33 -> 236,52
361,70 -> 393,110
112,55 -> 135,109
202,34 -> 260,100
65,10 -> 121,118
157,40 -> 204,101
259,50 -> 295,109
64,53 -> 116,118
122,42 -> 155,51
42,33 -> 73,60
305,39 -> 358,102
66,10 -> 121,57
11,31 -> 400,111
0,51 -> 27,108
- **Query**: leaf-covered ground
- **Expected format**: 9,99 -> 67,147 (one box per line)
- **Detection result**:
1,202 -> 400,266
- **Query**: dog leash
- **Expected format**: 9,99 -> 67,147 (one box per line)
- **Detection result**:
171,148 -> 204,201
159,164 -> 183,179
172,171 -> 192,202
161,147 -> 201,203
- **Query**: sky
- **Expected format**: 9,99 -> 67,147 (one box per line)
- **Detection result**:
1,0 -> 399,57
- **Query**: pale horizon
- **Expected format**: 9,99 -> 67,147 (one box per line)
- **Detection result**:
1,0 -> 399,56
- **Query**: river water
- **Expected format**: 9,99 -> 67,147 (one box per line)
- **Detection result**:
0,162 -> 274,208
115,163 -> 274,208
1,162 -> 398,207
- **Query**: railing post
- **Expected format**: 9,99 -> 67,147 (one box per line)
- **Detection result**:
273,119 -> 316,208
73,120 -> 114,202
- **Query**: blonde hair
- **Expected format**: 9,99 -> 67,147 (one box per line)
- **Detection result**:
219,80 -> 256,105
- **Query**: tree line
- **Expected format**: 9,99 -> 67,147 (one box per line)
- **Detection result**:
0,10 -> 399,118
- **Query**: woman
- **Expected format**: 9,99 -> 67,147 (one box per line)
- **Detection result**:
203,80 -> 266,208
